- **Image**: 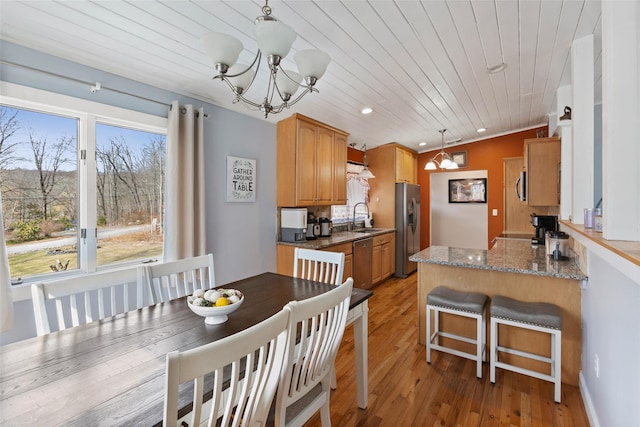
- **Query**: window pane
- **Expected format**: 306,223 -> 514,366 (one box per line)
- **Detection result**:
95,123 -> 165,267
1,106 -> 78,283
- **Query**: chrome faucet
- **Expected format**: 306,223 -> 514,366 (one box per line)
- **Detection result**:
351,202 -> 369,231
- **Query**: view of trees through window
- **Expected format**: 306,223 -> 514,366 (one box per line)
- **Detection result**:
0,105 -> 165,282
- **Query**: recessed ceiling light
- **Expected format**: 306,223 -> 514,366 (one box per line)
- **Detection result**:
487,63 -> 507,74
419,142 -> 427,146
361,107 -> 373,115
477,128 -> 487,133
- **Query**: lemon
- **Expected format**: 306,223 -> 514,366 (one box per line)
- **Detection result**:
215,297 -> 230,307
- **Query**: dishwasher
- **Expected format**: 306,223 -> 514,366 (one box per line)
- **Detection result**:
352,238 -> 373,289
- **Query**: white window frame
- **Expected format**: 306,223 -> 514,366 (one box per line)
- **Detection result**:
1,82 -> 167,297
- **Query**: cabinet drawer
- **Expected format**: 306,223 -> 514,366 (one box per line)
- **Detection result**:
324,242 -> 353,255
373,232 -> 394,246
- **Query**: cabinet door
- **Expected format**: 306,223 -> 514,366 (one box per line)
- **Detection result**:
504,157 -> 539,233
371,243 -> 382,284
395,148 -> 417,184
333,132 -> 348,204
525,138 -> 561,206
296,120 -> 318,205
344,253 -> 353,283
316,126 -> 334,205
381,237 -> 395,279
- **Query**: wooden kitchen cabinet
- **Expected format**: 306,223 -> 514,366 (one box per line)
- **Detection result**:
277,114 -> 349,207
524,137 -> 561,206
367,143 -> 418,228
372,232 -> 395,285
395,147 -> 417,184
503,157 -> 540,233
276,242 -> 352,281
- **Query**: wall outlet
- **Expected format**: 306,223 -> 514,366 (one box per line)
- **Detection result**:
492,209 -> 498,216
594,353 -> 599,378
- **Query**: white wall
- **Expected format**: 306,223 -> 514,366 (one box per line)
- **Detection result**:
0,41 -> 277,344
577,238 -> 640,426
430,170 -> 488,250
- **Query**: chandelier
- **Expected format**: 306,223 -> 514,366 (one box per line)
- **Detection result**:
424,129 -> 459,170
201,0 -> 330,118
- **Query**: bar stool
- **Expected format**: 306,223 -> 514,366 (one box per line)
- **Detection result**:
426,286 -> 488,378
490,295 -> 562,403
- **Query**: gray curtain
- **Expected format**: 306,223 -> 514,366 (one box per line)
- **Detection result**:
163,101 -> 206,261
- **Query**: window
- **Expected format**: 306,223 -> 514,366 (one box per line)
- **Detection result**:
1,94 -> 167,285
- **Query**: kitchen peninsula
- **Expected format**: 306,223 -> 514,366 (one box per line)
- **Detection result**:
410,238 -> 587,385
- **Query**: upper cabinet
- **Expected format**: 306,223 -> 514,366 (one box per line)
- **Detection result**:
366,143 -> 418,228
524,137 -> 561,206
277,114 -> 349,207
395,147 -> 418,184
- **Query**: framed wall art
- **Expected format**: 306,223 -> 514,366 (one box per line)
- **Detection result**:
451,151 -> 467,168
448,177 -> 487,203
226,156 -> 256,202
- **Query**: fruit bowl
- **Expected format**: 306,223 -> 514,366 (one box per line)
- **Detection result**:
187,289 -> 244,325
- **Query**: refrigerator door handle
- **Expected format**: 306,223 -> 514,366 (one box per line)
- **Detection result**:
409,197 -> 417,233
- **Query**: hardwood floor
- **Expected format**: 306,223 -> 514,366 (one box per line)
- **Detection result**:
304,274 -> 590,427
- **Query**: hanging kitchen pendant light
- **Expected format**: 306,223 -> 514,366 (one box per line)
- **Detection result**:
424,129 -> 459,170
358,144 -> 375,179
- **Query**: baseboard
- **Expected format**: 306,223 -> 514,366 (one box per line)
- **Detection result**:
579,370 -> 600,427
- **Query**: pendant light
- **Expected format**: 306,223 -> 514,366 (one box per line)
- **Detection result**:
424,129 -> 459,170
358,144 -> 375,179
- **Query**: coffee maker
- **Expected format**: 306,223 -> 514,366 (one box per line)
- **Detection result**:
531,214 -> 558,245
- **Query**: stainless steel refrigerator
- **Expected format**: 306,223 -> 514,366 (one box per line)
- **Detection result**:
395,183 -> 420,277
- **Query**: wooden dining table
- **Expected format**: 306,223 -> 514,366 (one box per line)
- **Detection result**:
0,272 -> 372,426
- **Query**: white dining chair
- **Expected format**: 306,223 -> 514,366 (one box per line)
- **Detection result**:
31,265 -> 144,336
141,253 -> 215,303
163,308 -> 291,427
292,247 -> 349,390
293,248 -> 345,286
273,277 -> 353,427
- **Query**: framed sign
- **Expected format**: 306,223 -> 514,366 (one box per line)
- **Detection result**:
226,156 -> 256,202
451,151 -> 467,168
448,178 -> 487,203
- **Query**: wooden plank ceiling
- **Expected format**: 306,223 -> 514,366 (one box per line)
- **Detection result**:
0,0 -> 602,151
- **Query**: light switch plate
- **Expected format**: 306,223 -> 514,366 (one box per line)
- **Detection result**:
492,209 -> 498,216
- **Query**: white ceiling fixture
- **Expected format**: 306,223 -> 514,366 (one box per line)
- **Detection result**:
361,107 -> 373,115
424,129 -> 459,171
358,145 -> 375,179
200,0 -> 330,118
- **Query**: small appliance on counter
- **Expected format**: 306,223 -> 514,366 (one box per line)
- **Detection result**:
546,231 -> 570,260
318,217 -> 332,237
306,212 -> 320,240
531,214 -> 558,245
281,208 -> 307,243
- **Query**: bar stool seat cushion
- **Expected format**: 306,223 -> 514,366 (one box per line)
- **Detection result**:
491,295 -> 562,330
427,286 -> 488,314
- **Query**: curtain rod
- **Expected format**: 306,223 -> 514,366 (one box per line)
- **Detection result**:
1,59 -> 208,117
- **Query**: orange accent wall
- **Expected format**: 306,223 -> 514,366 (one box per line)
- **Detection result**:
348,147 -> 364,163
417,127 -> 547,249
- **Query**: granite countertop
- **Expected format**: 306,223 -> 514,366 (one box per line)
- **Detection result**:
409,238 -> 587,281
277,228 -> 396,250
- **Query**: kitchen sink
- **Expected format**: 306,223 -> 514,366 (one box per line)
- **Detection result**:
352,228 -> 386,233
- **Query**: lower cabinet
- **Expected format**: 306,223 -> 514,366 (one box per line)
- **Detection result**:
275,232 -> 394,287
373,233 -> 395,285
